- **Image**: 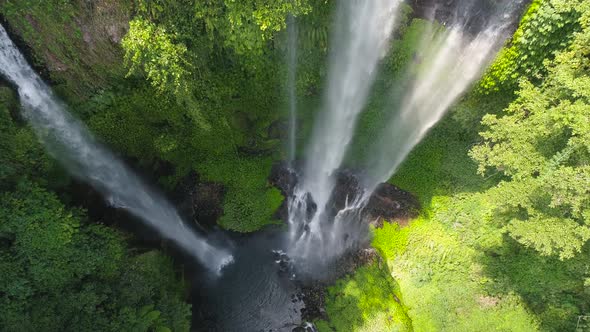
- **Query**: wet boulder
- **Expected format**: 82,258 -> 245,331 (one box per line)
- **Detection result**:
364,182 -> 420,227
269,162 -> 420,228
269,160 -> 299,196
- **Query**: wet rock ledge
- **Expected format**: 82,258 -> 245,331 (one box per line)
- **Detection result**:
269,161 -> 420,228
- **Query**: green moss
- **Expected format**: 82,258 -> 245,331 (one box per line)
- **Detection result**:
387,131 -> 446,206
372,214 -> 538,331
372,223 -> 409,260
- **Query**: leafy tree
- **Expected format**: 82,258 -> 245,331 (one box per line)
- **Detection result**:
0,183 -> 191,331
479,0 -> 581,94
173,0 -> 312,55
122,19 -> 191,96
127,0 -> 312,72
471,1 -> 590,259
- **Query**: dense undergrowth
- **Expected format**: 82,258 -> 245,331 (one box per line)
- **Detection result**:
0,89 -> 191,330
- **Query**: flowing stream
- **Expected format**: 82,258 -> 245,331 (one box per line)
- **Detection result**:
0,25 -> 233,274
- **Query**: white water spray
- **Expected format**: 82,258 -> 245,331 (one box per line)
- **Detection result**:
362,1 -> 525,191
0,25 -> 233,274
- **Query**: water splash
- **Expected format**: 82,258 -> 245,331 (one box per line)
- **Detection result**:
0,25 -> 233,274
287,14 -> 298,163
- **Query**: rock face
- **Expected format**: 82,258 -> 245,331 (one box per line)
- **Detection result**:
269,161 -> 299,196
2,0 -> 130,101
364,183 -> 419,227
174,172 -> 226,229
269,161 -> 420,228
410,0 -> 529,36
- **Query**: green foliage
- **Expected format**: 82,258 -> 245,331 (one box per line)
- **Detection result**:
198,156 -> 284,232
121,17 -> 214,128
4,1 -> 590,331
482,241 -> 590,332
131,0 -> 311,60
388,110 -> 497,207
316,264 -> 412,332
288,0 -> 332,97
471,9 -> 590,259
0,183 -> 191,332
479,0 -> 581,93
86,83 -> 202,175
85,80 -> 285,232
112,0 -> 307,233
192,0 -> 312,55
372,222 -> 409,259
384,18 -> 437,78
372,207 -> 538,332
122,19 -> 191,95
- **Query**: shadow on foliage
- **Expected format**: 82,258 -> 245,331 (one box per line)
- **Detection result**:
479,236 -> 590,331
318,263 -> 413,332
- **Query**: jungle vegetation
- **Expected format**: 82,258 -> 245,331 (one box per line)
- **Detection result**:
0,0 -> 588,331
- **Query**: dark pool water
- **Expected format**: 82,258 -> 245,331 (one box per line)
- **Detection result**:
194,232 -> 308,332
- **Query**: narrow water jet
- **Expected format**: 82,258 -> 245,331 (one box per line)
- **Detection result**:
0,25 -> 233,274
300,0 -> 401,211
287,14 -> 298,163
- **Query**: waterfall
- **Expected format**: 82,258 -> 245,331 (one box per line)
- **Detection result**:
287,14 -> 298,163
286,0 -> 525,272
287,0 -> 402,265
0,25 -> 233,274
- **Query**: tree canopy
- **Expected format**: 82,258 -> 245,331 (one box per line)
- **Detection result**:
471,1 -> 590,259
0,183 -> 191,332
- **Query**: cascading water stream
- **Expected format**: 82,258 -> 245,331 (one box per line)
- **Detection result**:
361,0 -> 526,192
0,25 -> 233,274
287,0 -> 402,264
